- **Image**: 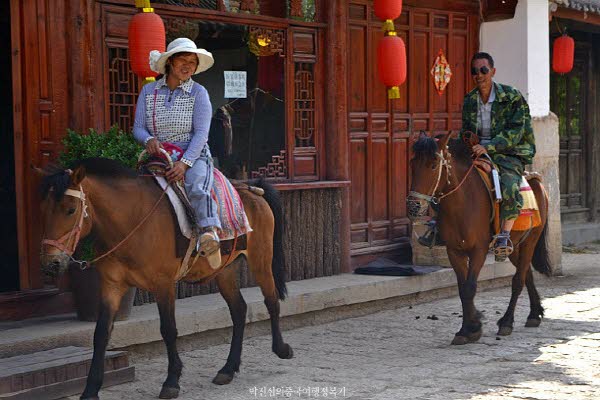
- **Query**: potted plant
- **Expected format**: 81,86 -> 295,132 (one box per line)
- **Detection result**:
59,126 -> 143,321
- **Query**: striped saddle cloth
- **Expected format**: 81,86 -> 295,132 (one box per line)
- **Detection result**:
155,168 -> 252,242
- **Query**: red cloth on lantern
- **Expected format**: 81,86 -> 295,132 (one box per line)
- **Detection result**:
377,35 -> 407,87
128,12 -> 166,79
374,0 -> 403,21
552,35 -> 574,74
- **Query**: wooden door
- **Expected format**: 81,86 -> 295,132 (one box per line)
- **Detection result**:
10,0 -> 69,290
551,45 -> 592,224
347,0 -> 478,259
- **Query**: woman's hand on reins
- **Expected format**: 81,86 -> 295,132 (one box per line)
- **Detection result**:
166,161 -> 189,183
472,144 -> 488,158
146,138 -> 162,155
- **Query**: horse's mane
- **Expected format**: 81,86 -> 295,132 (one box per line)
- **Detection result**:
41,158 -> 136,201
412,135 -> 473,166
412,136 -> 438,161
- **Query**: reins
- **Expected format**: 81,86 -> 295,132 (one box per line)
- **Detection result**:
42,177 -> 170,270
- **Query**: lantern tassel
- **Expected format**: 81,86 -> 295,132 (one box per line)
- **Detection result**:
382,19 -> 396,33
142,77 -> 156,86
388,86 -> 400,99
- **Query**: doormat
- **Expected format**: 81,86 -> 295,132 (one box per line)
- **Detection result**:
354,258 -> 442,276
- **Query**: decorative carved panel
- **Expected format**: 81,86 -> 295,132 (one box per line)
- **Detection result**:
152,0 -> 219,9
108,47 -> 139,133
251,150 -> 287,178
294,63 -> 315,148
248,27 -> 285,57
163,16 -> 200,42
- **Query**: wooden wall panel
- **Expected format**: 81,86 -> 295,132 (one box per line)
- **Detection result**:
348,0 -> 479,259
11,0 -> 70,290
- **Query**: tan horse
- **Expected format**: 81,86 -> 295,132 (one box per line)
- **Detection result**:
408,131 -> 551,345
39,158 -> 292,399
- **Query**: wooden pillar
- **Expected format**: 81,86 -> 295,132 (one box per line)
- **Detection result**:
325,0 -> 350,272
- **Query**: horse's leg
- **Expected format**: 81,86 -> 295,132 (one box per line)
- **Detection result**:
449,247 -> 486,345
156,287 -> 183,399
81,284 -> 127,400
497,243 -> 535,336
213,263 -> 247,385
524,268 -> 544,327
248,250 -> 293,360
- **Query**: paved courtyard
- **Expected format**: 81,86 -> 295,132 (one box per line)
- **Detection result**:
80,250 -> 599,400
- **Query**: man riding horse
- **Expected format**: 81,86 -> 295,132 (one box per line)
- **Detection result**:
420,51 -> 536,260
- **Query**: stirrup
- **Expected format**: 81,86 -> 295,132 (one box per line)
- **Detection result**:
417,221 -> 445,248
199,228 -> 221,269
492,233 -> 513,261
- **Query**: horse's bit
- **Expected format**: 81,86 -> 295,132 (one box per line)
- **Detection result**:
406,150 -> 452,218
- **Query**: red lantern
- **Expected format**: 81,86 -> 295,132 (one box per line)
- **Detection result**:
552,34 -> 575,74
128,1 -> 165,85
374,0 -> 403,32
377,34 -> 407,99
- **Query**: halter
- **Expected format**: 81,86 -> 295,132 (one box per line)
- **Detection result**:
407,146 -> 477,217
42,186 -> 89,259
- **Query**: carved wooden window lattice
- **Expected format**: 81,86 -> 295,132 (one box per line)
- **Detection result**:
108,47 -> 139,133
248,27 -> 285,57
251,150 -> 287,178
152,0 -> 219,9
294,63 -> 315,148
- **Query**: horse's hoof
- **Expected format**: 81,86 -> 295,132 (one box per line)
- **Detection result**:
276,344 -> 294,359
451,335 -> 469,345
451,329 -> 482,345
497,326 -> 513,336
159,386 -> 180,399
525,318 -> 541,328
212,372 -> 234,385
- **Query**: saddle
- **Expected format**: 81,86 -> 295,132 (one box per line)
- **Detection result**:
138,150 -> 256,277
462,132 -> 542,235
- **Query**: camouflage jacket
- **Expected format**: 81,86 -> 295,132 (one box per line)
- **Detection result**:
460,82 -> 536,164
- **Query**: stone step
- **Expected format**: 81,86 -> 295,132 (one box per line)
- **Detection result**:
0,346 -> 134,399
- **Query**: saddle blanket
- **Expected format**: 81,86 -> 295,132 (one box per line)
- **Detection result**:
155,168 -> 252,241
476,168 -> 542,233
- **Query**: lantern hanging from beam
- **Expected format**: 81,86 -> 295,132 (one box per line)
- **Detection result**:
552,34 -> 575,74
377,31 -> 407,100
374,0 -> 403,33
128,0 -> 166,85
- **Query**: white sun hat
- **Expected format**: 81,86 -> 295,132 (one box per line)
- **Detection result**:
149,37 -> 214,75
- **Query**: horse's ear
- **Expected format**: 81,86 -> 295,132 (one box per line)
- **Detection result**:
437,130 -> 456,149
70,165 -> 86,186
410,130 -> 428,144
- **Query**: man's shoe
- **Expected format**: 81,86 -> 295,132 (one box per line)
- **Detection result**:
492,232 -> 513,262
200,227 -> 221,269
418,229 -> 446,247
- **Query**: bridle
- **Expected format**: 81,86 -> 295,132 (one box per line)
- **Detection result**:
42,186 -> 89,260
407,146 -> 477,217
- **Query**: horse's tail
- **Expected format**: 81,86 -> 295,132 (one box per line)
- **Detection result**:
253,178 -> 287,300
531,183 -> 552,276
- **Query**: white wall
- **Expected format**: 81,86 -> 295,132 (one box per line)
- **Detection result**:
480,0 -> 550,117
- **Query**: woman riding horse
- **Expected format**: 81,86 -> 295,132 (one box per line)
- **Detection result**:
134,37 -> 222,269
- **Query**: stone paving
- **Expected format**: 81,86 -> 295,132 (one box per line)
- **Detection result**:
77,251 -> 600,400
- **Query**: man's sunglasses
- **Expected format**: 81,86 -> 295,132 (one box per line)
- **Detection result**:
471,66 -> 490,76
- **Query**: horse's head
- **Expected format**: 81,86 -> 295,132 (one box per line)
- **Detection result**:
39,165 -> 92,275
407,131 -> 455,218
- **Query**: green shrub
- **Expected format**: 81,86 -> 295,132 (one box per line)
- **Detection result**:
59,125 -> 143,169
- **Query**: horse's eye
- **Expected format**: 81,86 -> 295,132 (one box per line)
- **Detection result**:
431,163 -> 437,170
67,208 -> 76,215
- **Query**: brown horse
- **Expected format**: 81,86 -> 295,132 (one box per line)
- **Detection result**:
407,131 -> 551,345
39,158 -> 293,399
